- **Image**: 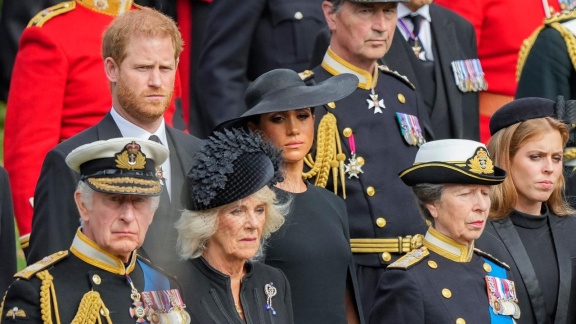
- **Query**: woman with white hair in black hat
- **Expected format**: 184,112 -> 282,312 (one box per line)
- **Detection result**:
174,128 -> 293,323
216,68 -> 364,323
475,97 -> 576,324
369,139 -> 519,323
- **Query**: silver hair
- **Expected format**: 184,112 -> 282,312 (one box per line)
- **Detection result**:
76,180 -> 160,228
176,186 -> 289,260
412,183 -> 444,224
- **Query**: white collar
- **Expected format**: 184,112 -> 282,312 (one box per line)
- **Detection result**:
110,108 -> 168,146
398,4 -> 431,22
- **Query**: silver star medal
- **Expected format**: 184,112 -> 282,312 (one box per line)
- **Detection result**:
367,91 -> 385,114
345,153 -> 364,179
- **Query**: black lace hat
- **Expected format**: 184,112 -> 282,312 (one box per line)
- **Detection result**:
489,97 -> 556,136
185,128 -> 284,211
215,69 -> 358,130
399,139 -> 506,186
65,137 -> 169,195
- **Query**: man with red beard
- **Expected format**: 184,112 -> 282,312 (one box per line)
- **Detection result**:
27,8 -> 201,273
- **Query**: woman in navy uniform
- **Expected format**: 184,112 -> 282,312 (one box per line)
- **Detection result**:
476,97 -> 576,324
370,139 -> 520,323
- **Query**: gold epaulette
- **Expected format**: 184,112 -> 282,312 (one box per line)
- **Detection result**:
14,250 -> 68,279
516,25 -> 546,81
387,247 -> 429,270
298,70 -> 315,81
544,10 -> 576,25
549,22 -> 576,71
474,248 -> 510,270
378,65 -> 415,90
28,1 -> 76,27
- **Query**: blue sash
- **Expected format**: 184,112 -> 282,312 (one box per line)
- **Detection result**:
137,259 -> 170,291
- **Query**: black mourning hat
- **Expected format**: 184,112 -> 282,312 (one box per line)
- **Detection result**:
185,128 -> 283,211
399,139 -> 506,186
66,138 -> 169,195
489,97 -> 556,135
215,69 -> 359,130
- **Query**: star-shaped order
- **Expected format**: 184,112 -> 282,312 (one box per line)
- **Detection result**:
367,93 -> 385,114
345,155 -> 364,179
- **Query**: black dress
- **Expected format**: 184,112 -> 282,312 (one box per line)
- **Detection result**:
476,206 -> 576,324
177,257 -> 294,324
265,184 -> 364,323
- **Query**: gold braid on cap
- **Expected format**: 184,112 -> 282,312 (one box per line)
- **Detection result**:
303,112 -> 347,198
72,291 -> 111,324
36,270 -> 60,324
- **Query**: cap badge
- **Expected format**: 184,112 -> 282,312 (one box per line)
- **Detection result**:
115,141 -> 146,170
467,148 -> 494,175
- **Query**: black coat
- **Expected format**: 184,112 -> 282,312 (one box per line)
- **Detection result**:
27,112 -> 201,271
176,257 -> 294,324
193,0 -> 326,138
0,166 -> 17,297
476,210 -> 576,324
384,4 -> 480,140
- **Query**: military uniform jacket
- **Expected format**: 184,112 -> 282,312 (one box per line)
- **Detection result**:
3,0 -> 182,241
516,10 -> 576,100
385,4 -> 480,140
28,112 -> 201,270
175,257 -> 294,324
1,230 -> 183,323
193,0 -> 326,138
370,227 -> 516,324
311,49 -> 432,268
476,207 -> 576,324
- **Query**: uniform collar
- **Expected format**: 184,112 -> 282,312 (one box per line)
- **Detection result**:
423,227 -> 474,262
70,228 -> 137,275
321,47 -> 374,90
76,0 -> 133,16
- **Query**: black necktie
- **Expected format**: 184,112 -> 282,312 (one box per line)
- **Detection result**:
407,14 -> 426,60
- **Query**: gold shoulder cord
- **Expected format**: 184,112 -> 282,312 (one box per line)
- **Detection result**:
36,270 -> 60,324
548,22 -> 576,71
71,291 -> 111,324
303,112 -> 347,198
516,25 -> 545,82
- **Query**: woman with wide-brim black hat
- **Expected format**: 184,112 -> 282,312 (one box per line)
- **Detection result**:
216,68 -> 364,323
370,139 -> 519,323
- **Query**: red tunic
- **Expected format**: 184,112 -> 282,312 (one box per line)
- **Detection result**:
4,0 -> 178,238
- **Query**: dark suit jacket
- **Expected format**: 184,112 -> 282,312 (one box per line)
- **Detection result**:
27,112 -> 200,270
384,4 -> 480,140
193,0 -> 326,138
0,166 -> 17,297
476,213 -> 576,324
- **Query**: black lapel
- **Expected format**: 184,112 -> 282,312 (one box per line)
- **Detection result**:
95,112 -> 123,139
550,215 -> 571,323
428,5 -> 464,138
492,218 -> 548,323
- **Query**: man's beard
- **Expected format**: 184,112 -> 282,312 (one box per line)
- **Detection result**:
116,79 -> 173,124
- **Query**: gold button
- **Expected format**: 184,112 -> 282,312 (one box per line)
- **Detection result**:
366,186 -> 375,196
327,102 -> 336,108
356,156 -> 365,166
58,251 -> 65,255
456,318 -> 466,324
427,260 -> 437,269
100,308 -> 109,316
442,288 -> 452,298
376,217 -> 387,228
483,263 -> 492,273
343,128 -> 353,137
381,252 -> 391,262
425,219 -> 432,227
92,274 -> 101,285
294,11 -> 303,20
397,93 -> 406,103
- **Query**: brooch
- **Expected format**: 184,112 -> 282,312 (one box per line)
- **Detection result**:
264,282 -> 277,316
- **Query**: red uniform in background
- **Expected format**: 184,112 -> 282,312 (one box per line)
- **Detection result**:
4,0 -> 181,245
435,0 -> 561,143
